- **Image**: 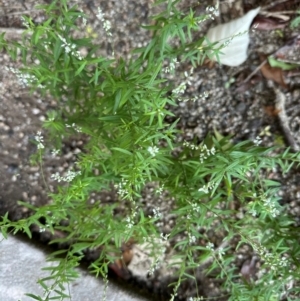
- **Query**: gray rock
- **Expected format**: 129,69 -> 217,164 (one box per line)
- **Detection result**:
0,234 -> 150,301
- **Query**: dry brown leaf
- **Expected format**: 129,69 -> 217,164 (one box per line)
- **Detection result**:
259,55 -> 288,88
241,256 -> 257,281
253,15 -> 288,30
108,239 -> 135,279
264,105 -> 282,116
274,34 -> 300,61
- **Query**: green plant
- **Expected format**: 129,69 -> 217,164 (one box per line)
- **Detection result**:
290,10 -> 300,29
1,1 -> 300,300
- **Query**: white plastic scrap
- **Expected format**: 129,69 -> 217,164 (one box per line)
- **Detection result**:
205,7 -> 260,66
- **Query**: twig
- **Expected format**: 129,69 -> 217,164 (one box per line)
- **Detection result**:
0,28 -> 29,40
259,10 -> 291,21
261,0 -> 290,10
0,27 -> 25,34
260,10 -> 299,15
241,59 -> 267,84
273,85 -> 300,152
0,10 -> 40,17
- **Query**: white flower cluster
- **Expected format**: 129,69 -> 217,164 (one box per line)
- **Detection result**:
151,206 -> 162,219
164,58 -> 178,73
206,4 -> 219,20
147,257 -> 161,276
183,141 -> 199,150
199,144 -> 216,163
96,7 -> 112,36
253,244 -> 288,271
206,242 -> 214,251
179,91 -> 209,103
146,234 -> 169,276
218,247 -> 225,259
160,233 -> 170,241
198,181 -> 215,194
78,8 -> 87,26
188,232 -> 196,245
51,149 -> 60,156
114,178 -> 129,198
124,206 -> 139,229
191,202 -> 201,213
147,146 -> 159,157
263,197 -> 280,218
172,68 -> 194,97
183,141 -> 216,162
169,282 -> 180,301
172,82 -> 187,95
66,123 -> 82,133
20,16 -> 31,28
155,184 -> 164,195
5,66 -> 44,88
248,193 -> 280,218
125,216 -> 134,229
253,136 -> 262,146
57,34 -> 83,60
51,170 -> 81,182
35,131 -> 44,149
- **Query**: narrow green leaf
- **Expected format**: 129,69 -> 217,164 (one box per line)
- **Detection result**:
268,56 -> 300,70
113,89 -> 122,113
75,60 -> 87,76
111,147 -> 132,156
25,293 -> 42,301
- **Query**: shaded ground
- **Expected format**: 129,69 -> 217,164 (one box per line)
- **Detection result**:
1,0 -> 300,300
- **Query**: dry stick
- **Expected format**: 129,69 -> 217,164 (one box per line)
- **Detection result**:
0,10 -> 40,16
273,85 -> 300,152
0,28 -> 25,34
242,59 -> 267,84
0,28 -> 32,40
261,0 -> 290,10
260,10 -> 299,15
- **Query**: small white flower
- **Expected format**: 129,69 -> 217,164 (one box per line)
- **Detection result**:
198,181 -> 215,194
172,82 -> 186,95
155,184 -> 164,195
57,34 -> 83,60
66,123 -> 82,132
96,7 -> 112,36
199,144 -> 216,163
51,149 -> 60,156
188,233 -> 196,245
147,146 -> 159,157
103,20 -> 112,35
152,207 -> 162,219
218,247 -> 225,259
115,178 -> 129,198
35,131 -> 44,149
253,136 -> 262,146
96,8 -> 105,21
164,58 -> 178,73
125,216 -> 134,229
206,242 -> 214,251
206,4 -> 219,20
160,233 -> 170,241
51,170 -> 81,182
147,258 -> 161,276
20,16 -> 30,28
191,203 -> 200,212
